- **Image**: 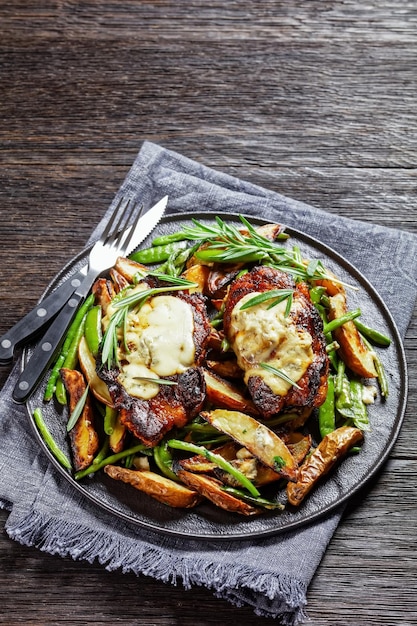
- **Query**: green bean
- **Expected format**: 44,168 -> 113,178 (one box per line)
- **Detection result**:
43,353 -> 66,401
74,443 -> 150,480
319,375 -> 335,439
322,308 -> 361,335
153,442 -> 179,481
92,437 -> 110,465
361,335 -> 389,398
221,486 -> 285,511
55,311 -> 89,405
32,408 -> 72,470
44,293 -> 94,402
167,439 -> 260,497
84,305 -> 102,357
350,379 -> 370,431
129,241 -> 187,264
354,319 -> 391,347
151,231 -> 188,246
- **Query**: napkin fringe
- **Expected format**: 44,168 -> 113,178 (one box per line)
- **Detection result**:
6,508 -> 307,624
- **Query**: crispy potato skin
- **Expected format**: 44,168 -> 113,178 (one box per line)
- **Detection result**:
104,465 -> 201,508
287,426 -> 364,506
328,293 -> 377,378
201,409 -> 298,482
60,368 -> 99,471
202,368 -> 259,416
78,336 -> 113,406
176,469 -> 262,516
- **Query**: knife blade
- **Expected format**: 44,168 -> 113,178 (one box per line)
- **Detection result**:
12,196 -> 168,403
0,197 -> 167,366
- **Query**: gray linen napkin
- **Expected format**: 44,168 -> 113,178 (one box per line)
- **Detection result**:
1,141 -> 416,625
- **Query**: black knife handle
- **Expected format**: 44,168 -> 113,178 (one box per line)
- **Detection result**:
0,270 -> 85,365
12,291 -> 85,403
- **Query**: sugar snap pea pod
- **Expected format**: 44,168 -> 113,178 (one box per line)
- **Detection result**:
319,375 -> 335,439
151,231 -> 188,246
350,379 -> 370,431
322,308 -> 361,335
44,293 -> 95,402
334,360 -> 354,418
84,305 -> 102,358
74,442 -> 150,480
33,408 -> 72,470
167,439 -> 260,497
129,241 -> 187,264
353,319 -> 391,347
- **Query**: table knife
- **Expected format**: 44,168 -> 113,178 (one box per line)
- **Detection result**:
11,196 -> 167,403
0,198 -> 167,366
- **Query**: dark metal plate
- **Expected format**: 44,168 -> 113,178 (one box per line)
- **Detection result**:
24,212 -> 408,540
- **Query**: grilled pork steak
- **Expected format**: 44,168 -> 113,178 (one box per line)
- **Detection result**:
223,266 -> 329,418
98,291 -> 211,446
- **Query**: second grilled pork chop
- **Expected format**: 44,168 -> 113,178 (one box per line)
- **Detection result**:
223,266 -> 329,418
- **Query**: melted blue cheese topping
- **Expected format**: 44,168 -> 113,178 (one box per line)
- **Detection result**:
106,292 -> 195,400
229,292 -> 314,396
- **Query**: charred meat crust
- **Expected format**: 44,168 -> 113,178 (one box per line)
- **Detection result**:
101,366 -> 206,447
224,266 -> 329,417
97,290 -> 211,446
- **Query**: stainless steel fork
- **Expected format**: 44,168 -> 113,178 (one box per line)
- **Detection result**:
13,196 -> 149,403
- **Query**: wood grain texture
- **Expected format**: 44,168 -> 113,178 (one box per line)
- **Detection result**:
0,1 -> 416,624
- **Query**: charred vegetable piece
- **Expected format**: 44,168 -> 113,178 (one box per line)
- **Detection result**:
201,409 -> 298,482
60,368 -> 99,471
104,465 -> 201,508
287,425 -> 363,506
202,368 -> 259,415
78,336 -> 113,406
175,469 -> 262,516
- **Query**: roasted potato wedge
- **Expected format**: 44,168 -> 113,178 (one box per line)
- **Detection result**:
91,278 -> 116,316
109,411 -> 127,453
203,369 -> 259,416
78,336 -> 113,407
181,263 -> 211,293
287,425 -> 364,506
176,469 -> 262,516
206,359 -> 243,379
327,292 -> 377,378
113,256 -> 149,282
104,465 -> 201,508
60,368 -> 99,471
201,409 -> 298,482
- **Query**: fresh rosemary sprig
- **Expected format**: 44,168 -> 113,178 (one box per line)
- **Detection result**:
239,289 -> 294,314
173,215 -> 356,288
176,215 -> 289,264
259,362 -> 301,389
133,377 -> 178,386
101,274 -> 198,369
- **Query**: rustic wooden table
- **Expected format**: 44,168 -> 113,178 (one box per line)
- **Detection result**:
1,2 -> 416,625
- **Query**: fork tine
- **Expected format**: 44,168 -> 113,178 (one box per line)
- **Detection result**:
99,196 -> 126,242
117,203 -> 144,256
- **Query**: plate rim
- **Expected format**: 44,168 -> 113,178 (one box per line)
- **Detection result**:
23,210 -> 408,541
